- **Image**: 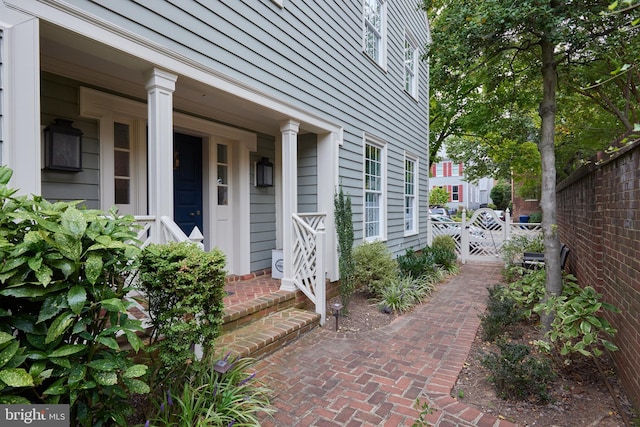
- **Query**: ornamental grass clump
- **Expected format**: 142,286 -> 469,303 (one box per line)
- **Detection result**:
145,352 -> 274,426
0,166 -> 149,426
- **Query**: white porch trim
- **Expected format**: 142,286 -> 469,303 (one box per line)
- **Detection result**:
1,4 -> 40,196
145,68 -> 177,243
280,120 -> 299,292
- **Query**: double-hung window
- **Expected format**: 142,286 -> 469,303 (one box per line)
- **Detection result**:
404,33 -> 418,98
364,138 -> 386,240
404,155 -> 418,234
363,0 -> 387,67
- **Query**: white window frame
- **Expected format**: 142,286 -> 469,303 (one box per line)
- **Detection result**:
404,31 -> 419,98
435,163 -> 444,177
451,162 -> 460,177
452,185 -> 460,202
363,0 -> 387,68
363,134 -> 387,241
404,153 -> 418,235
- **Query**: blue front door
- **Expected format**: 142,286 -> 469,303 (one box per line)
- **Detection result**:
173,133 -> 203,237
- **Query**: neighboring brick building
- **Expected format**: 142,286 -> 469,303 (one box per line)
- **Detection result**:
556,139 -> 640,413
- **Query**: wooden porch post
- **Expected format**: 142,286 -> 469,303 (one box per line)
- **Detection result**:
145,68 -> 177,243
280,120 -> 299,292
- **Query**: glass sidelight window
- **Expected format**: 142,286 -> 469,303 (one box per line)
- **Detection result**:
217,144 -> 229,205
114,122 -> 130,205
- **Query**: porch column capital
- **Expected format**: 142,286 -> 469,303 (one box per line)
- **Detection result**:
144,68 -> 177,92
280,119 -> 299,291
145,68 -> 177,242
280,120 -> 300,134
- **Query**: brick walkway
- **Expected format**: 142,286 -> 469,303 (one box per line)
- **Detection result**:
254,262 -> 517,427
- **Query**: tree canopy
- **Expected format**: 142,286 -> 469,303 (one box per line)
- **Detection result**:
423,0 -> 639,328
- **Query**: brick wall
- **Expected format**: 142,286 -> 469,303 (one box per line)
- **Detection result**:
556,140 -> 640,412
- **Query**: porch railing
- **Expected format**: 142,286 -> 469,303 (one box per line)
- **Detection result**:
132,215 -> 203,249
291,213 -> 326,325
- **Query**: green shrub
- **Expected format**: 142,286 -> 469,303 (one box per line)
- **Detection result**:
397,249 -> 437,279
481,339 -> 555,402
138,242 -> 226,375
528,211 -> 542,223
501,234 -> 544,267
480,284 -> 523,341
352,241 -> 398,297
504,268 -> 546,318
147,352 -> 274,426
0,166 -> 148,426
430,235 -> 458,272
534,275 -> 620,361
334,187 -> 355,310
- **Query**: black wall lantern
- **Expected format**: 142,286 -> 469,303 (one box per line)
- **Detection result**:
44,119 -> 83,172
255,157 -> 274,187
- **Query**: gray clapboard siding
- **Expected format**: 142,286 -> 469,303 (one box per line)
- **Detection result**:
41,73 -> 100,209
249,134 -> 277,271
68,0 -> 430,260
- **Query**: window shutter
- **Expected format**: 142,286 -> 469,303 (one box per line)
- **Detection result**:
447,185 -> 452,201
430,164 -> 436,177
459,184 -> 463,202
459,163 -> 463,175
446,162 -> 451,177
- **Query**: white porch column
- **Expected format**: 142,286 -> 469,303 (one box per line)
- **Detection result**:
280,120 -> 299,292
1,7 -> 41,196
145,68 -> 177,242
317,131 -> 340,282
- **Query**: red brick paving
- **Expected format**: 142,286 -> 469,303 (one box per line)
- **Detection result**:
254,262 -> 520,426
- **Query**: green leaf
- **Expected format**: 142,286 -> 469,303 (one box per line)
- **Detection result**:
122,364 -> 147,379
602,339 -> 619,352
123,378 -> 150,394
0,395 -> 31,404
0,332 -> 14,346
49,259 -> 75,279
0,257 -> 27,274
0,368 -> 34,387
49,358 -> 71,368
26,351 -> 48,360
67,285 -> 87,315
84,254 -> 103,285
101,298 -> 126,313
1,282 -> 68,298
68,364 -> 86,385
28,256 -> 43,272
93,371 -> 118,386
45,312 -> 75,344
96,336 -> 119,351
60,207 -> 88,239
579,321 -> 592,335
0,166 -> 13,185
35,264 -> 53,287
124,330 -> 142,353
38,295 -> 68,324
48,344 -> 86,358
87,359 -> 118,371
0,341 -> 19,368
42,379 -> 67,395
54,233 -> 82,262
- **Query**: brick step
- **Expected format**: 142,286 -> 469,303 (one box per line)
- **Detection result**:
214,307 -> 321,360
221,289 -> 300,333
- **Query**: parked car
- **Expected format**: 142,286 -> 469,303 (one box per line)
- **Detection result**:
429,206 -> 450,217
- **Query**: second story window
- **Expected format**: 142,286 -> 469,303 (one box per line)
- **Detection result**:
364,0 -> 387,67
404,33 -> 418,98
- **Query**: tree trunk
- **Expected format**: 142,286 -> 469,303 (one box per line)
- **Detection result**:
538,36 -> 563,332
